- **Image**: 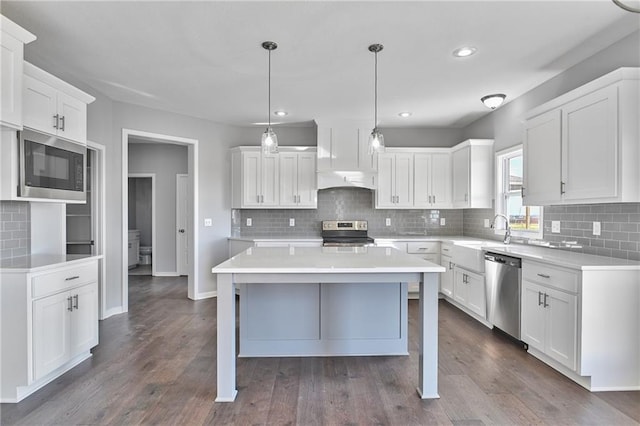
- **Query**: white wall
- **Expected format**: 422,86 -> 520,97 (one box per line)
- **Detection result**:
462,31 -> 640,151
128,143 -> 188,273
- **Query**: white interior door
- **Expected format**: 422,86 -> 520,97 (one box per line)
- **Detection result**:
176,174 -> 188,276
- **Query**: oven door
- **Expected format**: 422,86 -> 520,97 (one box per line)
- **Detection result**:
19,129 -> 86,201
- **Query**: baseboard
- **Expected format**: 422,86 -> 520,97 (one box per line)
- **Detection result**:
153,271 -> 179,277
102,306 -> 125,319
194,290 -> 216,300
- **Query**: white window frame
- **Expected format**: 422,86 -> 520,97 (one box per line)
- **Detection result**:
495,145 -> 543,239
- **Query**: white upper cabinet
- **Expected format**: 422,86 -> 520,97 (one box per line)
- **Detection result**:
231,147 -> 317,209
376,153 -> 414,208
279,151 -> 317,208
0,15 -> 36,130
23,62 -> 95,145
451,139 -> 494,208
233,149 -> 279,208
414,151 -> 451,208
523,110 -> 562,205
523,68 -> 639,205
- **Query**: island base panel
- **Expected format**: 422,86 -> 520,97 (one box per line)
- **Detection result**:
239,281 -> 408,357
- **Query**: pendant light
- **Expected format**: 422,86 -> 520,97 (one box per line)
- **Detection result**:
368,43 -> 385,154
261,41 -> 279,154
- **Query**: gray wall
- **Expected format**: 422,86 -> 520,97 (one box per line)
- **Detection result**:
128,143 -> 188,272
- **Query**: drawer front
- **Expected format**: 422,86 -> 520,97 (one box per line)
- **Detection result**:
418,254 -> 440,264
522,261 -> 579,294
407,241 -> 440,254
32,262 -> 98,299
440,243 -> 454,256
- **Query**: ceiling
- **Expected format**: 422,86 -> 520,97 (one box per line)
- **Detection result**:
2,1 -> 639,129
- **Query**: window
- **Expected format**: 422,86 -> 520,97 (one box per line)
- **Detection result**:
495,146 -> 543,238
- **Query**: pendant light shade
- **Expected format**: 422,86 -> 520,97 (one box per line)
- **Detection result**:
261,41 -> 279,154
368,43 -> 385,154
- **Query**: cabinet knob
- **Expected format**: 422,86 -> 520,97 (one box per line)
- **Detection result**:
179,229 -> 185,233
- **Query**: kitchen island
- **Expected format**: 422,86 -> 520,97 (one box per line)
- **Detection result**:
211,246 -> 445,402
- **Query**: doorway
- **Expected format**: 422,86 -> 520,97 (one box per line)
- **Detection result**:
127,174 -> 155,276
121,129 -> 199,312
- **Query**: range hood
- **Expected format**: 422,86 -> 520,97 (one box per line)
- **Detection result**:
317,170 -> 377,190
316,122 -> 378,190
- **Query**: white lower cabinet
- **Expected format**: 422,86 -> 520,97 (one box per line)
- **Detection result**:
521,262 -> 578,371
453,266 -> 486,319
439,253 -> 454,298
1,259 -> 99,402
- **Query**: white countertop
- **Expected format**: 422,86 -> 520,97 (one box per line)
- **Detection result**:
213,246 -> 445,274
228,237 -> 323,242
0,254 -> 103,273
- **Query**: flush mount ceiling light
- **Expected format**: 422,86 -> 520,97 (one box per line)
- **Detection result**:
481,93 -> 506,109
261,41 -> 279,154
368,43 -> 385,154
612,0 -> 640,13
398,112 -> 412,118
274,110 -> 288,117
452,46 -> 477,58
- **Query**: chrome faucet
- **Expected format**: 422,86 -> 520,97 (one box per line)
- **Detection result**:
491,214 -> 512,244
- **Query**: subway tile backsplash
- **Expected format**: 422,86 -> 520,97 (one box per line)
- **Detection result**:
463,204 -> 640,261
232,187 -> 464,238
0,201 -> 30,259
232,190 -> 640,261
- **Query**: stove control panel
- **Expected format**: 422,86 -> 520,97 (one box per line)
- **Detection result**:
322,220 -> 368,231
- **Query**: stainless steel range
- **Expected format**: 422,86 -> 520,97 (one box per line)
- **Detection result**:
321,220 -> 375,247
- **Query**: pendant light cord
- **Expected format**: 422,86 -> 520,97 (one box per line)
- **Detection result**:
268,48 -> 271,128
374,50 -> 378,129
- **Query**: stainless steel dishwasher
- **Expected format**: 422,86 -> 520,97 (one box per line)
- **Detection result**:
484,252 -> 522,342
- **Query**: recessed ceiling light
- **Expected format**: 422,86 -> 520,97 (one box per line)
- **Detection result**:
452,46 -> 477,58
274,110 -> 288,117
398,112 -> 412,118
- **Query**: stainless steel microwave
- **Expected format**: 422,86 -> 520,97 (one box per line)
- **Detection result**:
18,129 -> 86,202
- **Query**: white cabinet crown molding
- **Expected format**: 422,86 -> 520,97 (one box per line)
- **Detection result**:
523,67 -> 639,121
0,15 -> 37,43
24,62 -> 96,105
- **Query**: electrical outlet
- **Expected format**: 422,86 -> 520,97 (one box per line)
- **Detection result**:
204,218 -> 212,227
484,219 -> 490,228
440,218 -> 446,226
385,218 -> 391,227
551,221 -> 561,233
593,221 -> 601,236
246,218 -> 252,227
289,218 -> 295,227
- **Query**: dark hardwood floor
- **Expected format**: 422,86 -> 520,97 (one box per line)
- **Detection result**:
1,275 -> 638,425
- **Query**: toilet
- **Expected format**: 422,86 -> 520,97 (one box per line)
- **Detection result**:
139,246 -> 152,265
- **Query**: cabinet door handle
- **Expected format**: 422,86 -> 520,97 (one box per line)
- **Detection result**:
59,115 -> 65,131
561,181 -> 566,194
261,195 -> 264,203
433,195 -> 436,203
67,296 -> 73,312
65,275 -> 80,281
543,293 -> 549,308
297,195 -> 301,203
128,243 -> 132,248
537,273 -> 550,279
465,193 -> 468,202
521,187 -> 525,198
53,114 -> 59,129
73,294 -> 79,309
538,291 -> 543,306
257,195 -> 260,203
